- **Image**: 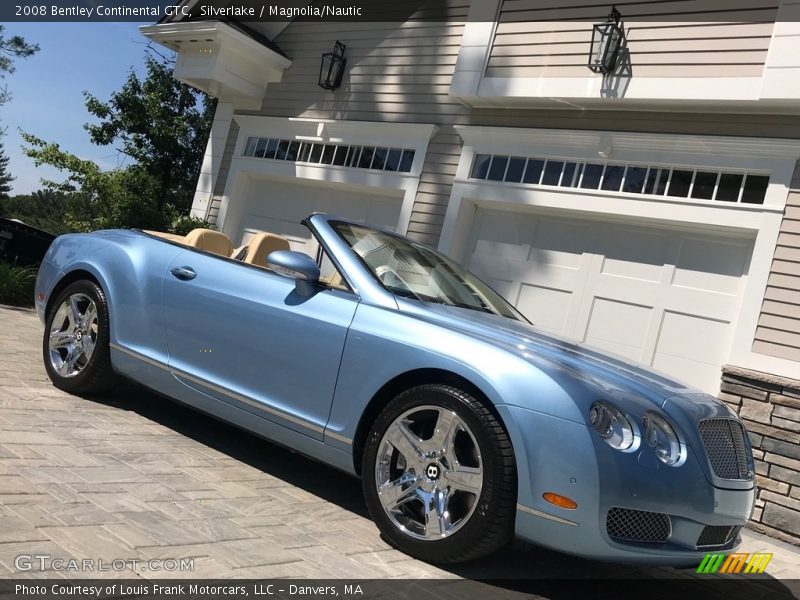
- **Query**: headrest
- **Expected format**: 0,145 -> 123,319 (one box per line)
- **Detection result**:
243,232 -> 291,267
184,228 -> 233,257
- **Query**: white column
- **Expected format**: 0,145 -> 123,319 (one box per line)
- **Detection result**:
190,101 -> 234,220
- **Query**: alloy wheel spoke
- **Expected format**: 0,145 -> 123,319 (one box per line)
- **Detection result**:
385,420 -> 424,464
68,296 -> 83,325
82,335 -> 96,361
429,409 -> 460,454
66,344 -> 83,373
424,489 -> 451,537
58,345 -> 76,376
446,465 -> 483,496
379,472 -> 423,510
49,331 -> 74,350
81,303 -> 97,329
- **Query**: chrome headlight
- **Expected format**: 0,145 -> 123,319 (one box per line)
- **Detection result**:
643,412 -> 685,466
589,401 -> 635,451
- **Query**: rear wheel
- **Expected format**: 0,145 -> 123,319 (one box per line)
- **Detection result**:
362,384 -> 517,563
43,280 -> 117,395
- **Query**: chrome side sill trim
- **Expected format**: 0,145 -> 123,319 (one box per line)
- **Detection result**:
517,503 -> 579,527
325,430 -> 353,445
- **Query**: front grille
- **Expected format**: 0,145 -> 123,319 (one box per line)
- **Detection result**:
606,507 -> 671,543
697,525 -> 740,548
699,419 -> 751,480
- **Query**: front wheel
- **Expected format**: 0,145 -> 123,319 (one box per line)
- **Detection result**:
362,384 -> 517,563
42,280 -> 118,395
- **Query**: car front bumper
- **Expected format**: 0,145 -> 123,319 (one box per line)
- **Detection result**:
500,404 -> 756,566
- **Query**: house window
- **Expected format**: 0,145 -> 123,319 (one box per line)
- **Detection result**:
244,137 -> 415,173
468,154 -> 770,205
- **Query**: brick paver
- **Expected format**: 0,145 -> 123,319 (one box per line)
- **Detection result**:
0,305 -> 797,583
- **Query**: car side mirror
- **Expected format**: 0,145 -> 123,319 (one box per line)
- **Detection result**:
267,250 -> 320,289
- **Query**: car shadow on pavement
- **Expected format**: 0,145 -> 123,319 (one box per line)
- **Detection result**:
86,382 -> 797,599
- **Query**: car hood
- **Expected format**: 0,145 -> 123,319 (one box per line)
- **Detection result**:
395,299 -> 700,407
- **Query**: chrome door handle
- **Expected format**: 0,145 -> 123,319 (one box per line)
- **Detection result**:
170,266 -> 196,281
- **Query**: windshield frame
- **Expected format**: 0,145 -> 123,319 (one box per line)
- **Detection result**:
330,220 -> 529,323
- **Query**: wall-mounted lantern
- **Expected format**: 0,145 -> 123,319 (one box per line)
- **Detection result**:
318,40 -> 347,91
587,6 -> 623,75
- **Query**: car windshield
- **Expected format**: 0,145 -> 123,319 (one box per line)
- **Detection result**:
333,222 -> 525,321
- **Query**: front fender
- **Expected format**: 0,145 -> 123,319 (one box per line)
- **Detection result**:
326,303 -> 585,469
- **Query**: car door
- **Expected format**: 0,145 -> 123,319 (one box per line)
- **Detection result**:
162,248 -> 358,440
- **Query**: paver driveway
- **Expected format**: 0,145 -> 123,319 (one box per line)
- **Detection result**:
0,305 -> 798,586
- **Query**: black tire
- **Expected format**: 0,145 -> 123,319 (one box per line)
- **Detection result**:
42,279 -> 117,395
362,384 -> 517,563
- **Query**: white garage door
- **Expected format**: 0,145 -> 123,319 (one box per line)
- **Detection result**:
467,208 -> 754,393
236,177 -> 403,255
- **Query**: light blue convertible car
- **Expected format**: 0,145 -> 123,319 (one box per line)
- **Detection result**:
34,213 -> 755,565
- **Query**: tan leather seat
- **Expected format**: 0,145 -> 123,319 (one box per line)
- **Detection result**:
243,232 -> 291,268
184,228 -> 233,257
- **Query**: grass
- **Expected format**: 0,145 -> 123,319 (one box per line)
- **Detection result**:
0,260 -> 36,307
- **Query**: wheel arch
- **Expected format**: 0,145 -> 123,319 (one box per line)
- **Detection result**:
45,268 -> 106,319
351,367 -> 514,475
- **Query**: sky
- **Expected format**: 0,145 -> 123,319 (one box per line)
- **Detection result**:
1,22 -> 152,195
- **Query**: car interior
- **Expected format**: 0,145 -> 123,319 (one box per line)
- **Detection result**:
144,228 -> 347,290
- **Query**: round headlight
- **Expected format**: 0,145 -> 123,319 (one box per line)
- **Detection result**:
643,412 -> 684,466
589,401 -> 634,451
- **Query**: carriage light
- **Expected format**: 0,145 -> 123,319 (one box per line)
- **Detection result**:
589,401 -> 633,451
643,412 -> 683,466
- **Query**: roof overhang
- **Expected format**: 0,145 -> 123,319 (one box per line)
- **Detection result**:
140,20 -> 292,110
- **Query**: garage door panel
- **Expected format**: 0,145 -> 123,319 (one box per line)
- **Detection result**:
471,209 -> 533,261
672,237 -> 751,295
238,178 -> 402,254
653,311 -> 733,391
529,218 -> 591,269
485,277 -> 518,305
584,297 -> 654,361
660,289 -> 739,321
518,283 -> 574,333
466,207 -> 754,394
599,227 -> 673,283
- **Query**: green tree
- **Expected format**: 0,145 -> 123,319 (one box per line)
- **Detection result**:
0,25 -> 39,106
84,53 -> 216,213
22,52 -> 215,232
21,133 -> 169,232
0,189 -> 76,234
0,141 -> 12,199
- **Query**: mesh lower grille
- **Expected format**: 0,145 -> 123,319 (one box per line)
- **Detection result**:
696,525 -> 740,548
606,507 -> 670,543
699,419 -> 751,480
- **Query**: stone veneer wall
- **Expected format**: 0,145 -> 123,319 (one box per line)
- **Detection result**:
719,365 -> 800,545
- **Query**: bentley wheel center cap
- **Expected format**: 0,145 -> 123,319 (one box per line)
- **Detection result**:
425,463 -> 441,480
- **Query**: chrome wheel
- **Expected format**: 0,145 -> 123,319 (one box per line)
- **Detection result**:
375,405 -> 483,541
47,293 -> 98,378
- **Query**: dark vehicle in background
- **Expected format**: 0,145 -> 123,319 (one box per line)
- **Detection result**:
0,217 -> 56,267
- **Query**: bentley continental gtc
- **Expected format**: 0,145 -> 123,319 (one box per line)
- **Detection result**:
34,213 -> 756,565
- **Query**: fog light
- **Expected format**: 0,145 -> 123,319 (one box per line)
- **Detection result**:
543,492 -> 577,510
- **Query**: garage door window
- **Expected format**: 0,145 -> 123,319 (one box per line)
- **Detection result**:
469,154 -> 770,205
244,136 -> 415,173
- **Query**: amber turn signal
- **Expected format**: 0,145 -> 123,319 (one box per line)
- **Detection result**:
543,492 -> 577,510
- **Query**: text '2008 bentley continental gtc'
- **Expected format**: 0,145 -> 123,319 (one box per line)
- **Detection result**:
34,213 -> 755,565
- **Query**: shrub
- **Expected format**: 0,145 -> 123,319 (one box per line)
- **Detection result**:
0,260 -> 36,306
171,214 -> 211,236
